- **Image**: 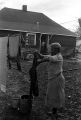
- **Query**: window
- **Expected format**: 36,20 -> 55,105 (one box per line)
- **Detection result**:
26,33 -> 36,46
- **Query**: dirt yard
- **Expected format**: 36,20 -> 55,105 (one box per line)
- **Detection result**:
0,55 -> 81,120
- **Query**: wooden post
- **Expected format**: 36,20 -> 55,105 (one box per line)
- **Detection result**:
44,34 -> 49,54
39,33 -> 42,52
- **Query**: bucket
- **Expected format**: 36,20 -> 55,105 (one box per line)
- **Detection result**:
11,98 -> 20,109
19,95 -> 33,114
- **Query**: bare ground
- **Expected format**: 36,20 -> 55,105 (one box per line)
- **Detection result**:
0,57 -> 81,120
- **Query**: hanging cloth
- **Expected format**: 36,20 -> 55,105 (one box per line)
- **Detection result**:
7,35 -> 21,71
0,37 -> 8,92
29,52 -> 40,97
9,35 -> 20,57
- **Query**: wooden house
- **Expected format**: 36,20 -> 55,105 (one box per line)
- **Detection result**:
0,5 -> 77,57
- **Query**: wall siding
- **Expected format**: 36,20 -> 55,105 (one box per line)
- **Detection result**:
49,35 -> 76,47
49,35 -> 76,57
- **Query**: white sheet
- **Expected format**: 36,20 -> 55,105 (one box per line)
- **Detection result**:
9,36 -> 19,57
0,37 -> 8,92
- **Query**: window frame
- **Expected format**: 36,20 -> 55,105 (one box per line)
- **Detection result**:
26,33 -> 36,46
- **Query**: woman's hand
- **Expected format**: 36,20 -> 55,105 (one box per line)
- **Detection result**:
37,59 -> 42,62
34,51 -> 44,59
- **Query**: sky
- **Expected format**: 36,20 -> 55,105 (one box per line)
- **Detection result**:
0,0 -> 81,32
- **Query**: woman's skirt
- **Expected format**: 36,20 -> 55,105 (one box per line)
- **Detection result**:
45,73 -> 65,111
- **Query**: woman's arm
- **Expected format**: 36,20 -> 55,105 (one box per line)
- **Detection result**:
35,51 -> 49,63
37,57 -> 49,63
48,54 -> 63,63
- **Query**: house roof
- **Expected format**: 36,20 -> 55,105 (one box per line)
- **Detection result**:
0,7 -> 76,37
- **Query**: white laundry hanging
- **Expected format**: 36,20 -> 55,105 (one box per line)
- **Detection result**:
0,37 -> 8,92
9,35 -> 20,57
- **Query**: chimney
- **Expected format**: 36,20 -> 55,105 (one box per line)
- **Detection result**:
22,5 -> 27,11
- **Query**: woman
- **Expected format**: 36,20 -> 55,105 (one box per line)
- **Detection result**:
37,43 -> 65,119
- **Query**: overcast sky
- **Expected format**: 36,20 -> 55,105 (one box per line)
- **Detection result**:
0,0 -> 81,31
